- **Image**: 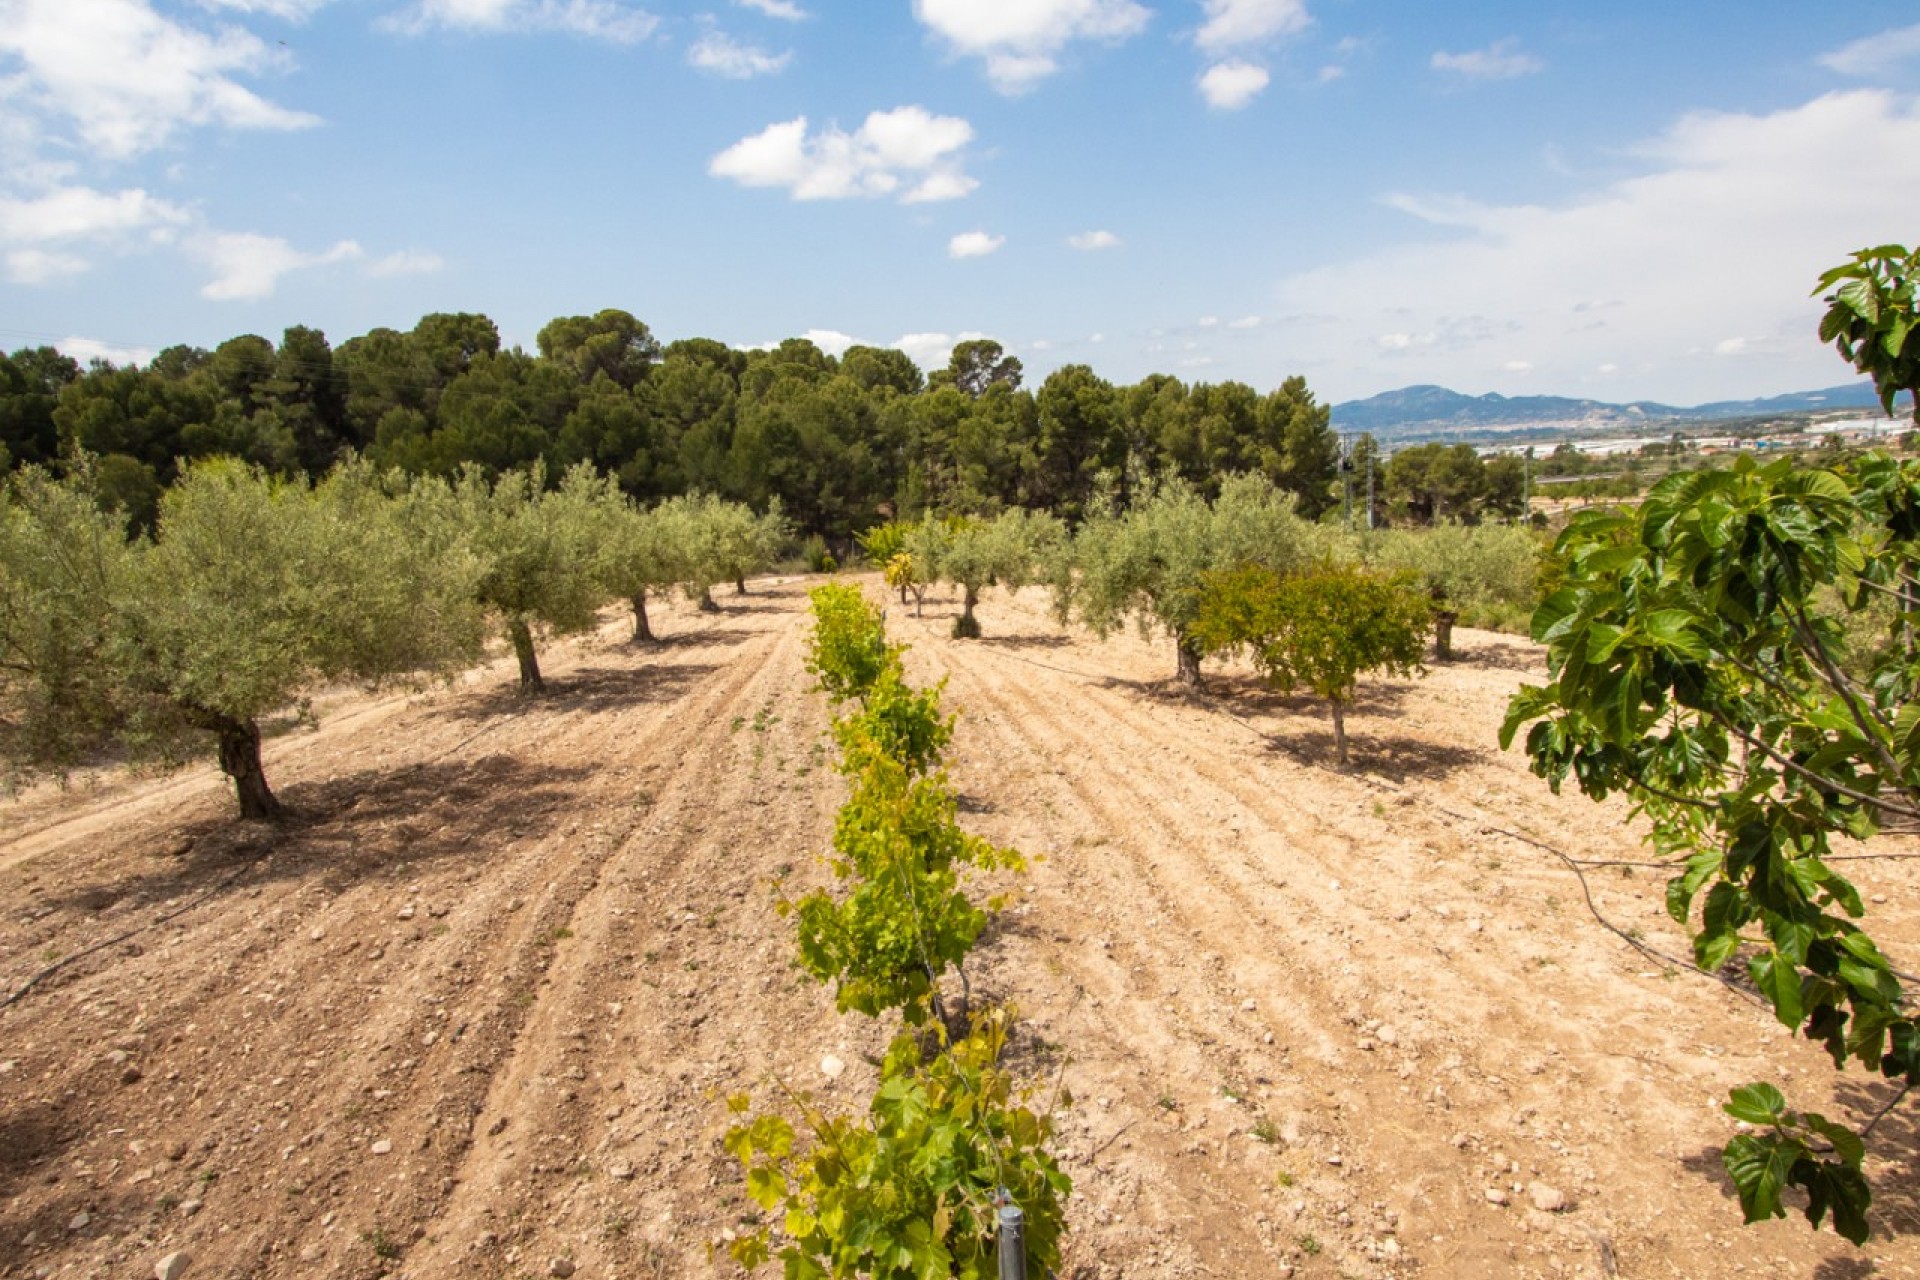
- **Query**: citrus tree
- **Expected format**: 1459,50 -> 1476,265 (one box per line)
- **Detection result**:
1501,454 -> 1920,1242
1193,562 -> 1430,764
1059,473 -> 1324,683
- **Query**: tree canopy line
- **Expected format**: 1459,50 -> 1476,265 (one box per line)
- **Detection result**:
0,309 -> 1543,536
0,306 -> 1554,824
0,309 -> 1375,540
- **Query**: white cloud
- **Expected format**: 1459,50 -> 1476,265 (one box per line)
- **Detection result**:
1273,90 -> 1920,402
1714,337 -> 1749,356
0,0 -> 321,159
1431,38 -> 1543,81
1067,229 -> 1121,250
385,0 -> 659,43
0,185 -> 189,242
1503,359 -> 1533,373
710,106 -> 976,203
948,230 -> 1004,259
689,31 -> 790,77
195,0 -> 333,19
801,328 -> 857,356
913,0 -> 1149,93
56,335 -> 155,367
1195,0 -> 1309,54
191,231 -> 361,300
364,249 -> 445,278
903,170 -> 979,203
1198,59 -> 1269,109
6,248 -> 89,283
735,0 -> 805,17
1819,23 -> 1920,78
1227,314 -> 1263,329
894,330 -> 992,371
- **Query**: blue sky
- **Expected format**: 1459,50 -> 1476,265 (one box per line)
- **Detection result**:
4,1 -> 1920,405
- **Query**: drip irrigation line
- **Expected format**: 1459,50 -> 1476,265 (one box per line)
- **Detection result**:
1,851 -> 265,1009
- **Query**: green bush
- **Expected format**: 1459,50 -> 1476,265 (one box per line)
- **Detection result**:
803,583 -> 897,705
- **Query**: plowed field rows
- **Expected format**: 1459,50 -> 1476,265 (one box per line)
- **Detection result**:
2,576 -> 1916,1279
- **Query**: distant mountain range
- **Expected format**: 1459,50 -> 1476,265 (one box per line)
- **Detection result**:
1331,382 -> 1915,443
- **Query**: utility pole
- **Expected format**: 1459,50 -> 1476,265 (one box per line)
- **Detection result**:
1341,435 -> 1354,530
1366,447 -> 1376,530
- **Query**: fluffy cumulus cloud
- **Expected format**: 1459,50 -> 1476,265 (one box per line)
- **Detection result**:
1195,0 -> 1309,54
1198,59 -> 1269,109
0,184 -> 189,243
895,330 -> 991,372
6,249 -> 88,283
1269,90 -> 1920,402
947,230 -> 1004,259
0,183 -> 191,283
1431,38 -> 1544,81
709,106 -> 977,202
56,335 -> 157,367
1190,0 -> 1307,108
1819,23 -> 1920,78
385,0 -> 659,43
913,0 -> 1149,93
688,31 -> 790,78
0,0 -> 321,159
190,231 -> 362,300
1067,229 -> 1121,250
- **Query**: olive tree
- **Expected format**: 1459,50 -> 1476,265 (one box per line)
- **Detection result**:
1057,473 -> 1325,683
456,463 -> 608,692
658,493 -> 787,609
0,458 -> 486,820
925,509 -> 1064,638
566,469 -> 678,644
1366,522 -> 1542,657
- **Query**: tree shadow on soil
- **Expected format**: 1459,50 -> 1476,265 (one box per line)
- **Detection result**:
645,626 -> 759,651
1449,637 -> 1543,674
436,661 -> 723,722
973,633 -> 1075,651
1185,675 -> 1484,783
31,755 -> 591,922
0,1099 -> 145,1265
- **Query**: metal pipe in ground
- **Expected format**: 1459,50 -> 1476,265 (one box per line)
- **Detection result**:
996,1199 -> 1027,1280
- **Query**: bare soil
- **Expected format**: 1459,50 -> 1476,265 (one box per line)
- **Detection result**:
2,576 -> 1917,1280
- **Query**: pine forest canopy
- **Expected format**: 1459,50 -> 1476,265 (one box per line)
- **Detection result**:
0,310 -> 1349,539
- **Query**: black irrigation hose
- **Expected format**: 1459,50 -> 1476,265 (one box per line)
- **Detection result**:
2,853 -> 264,1009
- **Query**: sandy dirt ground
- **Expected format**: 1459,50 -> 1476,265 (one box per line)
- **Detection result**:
1,575 -> 1916,1280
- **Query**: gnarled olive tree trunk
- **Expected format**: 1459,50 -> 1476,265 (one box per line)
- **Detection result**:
630,591 -> 655,645
1175,632 -> 1203,686
214,714 -> 283,821
952,584 -> 982,639
507,616 -> 544,692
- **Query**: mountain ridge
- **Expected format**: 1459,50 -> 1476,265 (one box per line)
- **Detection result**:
1331,382 -> 1912,441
